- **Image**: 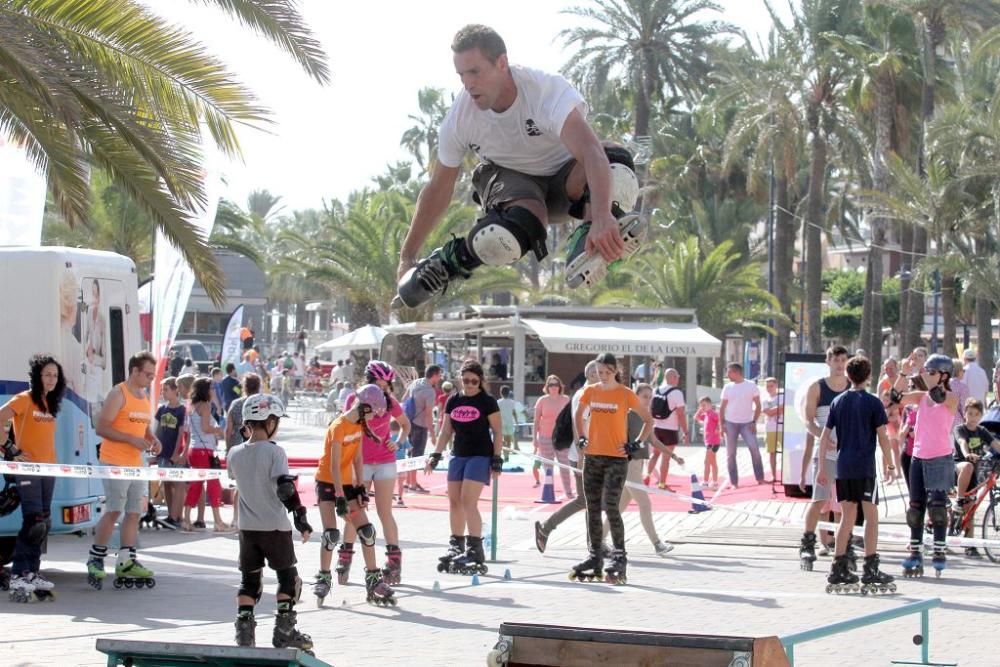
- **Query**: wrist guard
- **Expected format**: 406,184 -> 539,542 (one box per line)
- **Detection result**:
889,388 -> 903,406
491,456 -> 504,472
355,484 -> 370,506
1,439 -> 22,460
427,452 -> 442,469
334,496 -> 349,517
928,385 -> 947,404
577,436 -> 588,451
624,440 -> 643,460
292,506 -> 312,535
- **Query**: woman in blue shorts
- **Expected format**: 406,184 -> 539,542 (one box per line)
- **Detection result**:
425,360 -> 502,574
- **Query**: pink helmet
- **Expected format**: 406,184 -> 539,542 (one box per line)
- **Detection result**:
355,384 -> 387,417
365,360 -> 395,384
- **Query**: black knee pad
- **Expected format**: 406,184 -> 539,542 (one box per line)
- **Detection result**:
275,566 -> 301,601
21,512 -> 48,546
928,493 -> 948,527
357,523 -> 377,548
906,505 -> 923,530
239,569 -> 264,603
467,206 -> 547,266
322,528 -> 341,552
568,143 -> 638,219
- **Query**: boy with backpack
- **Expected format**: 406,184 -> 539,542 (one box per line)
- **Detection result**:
645,368 -> 688,489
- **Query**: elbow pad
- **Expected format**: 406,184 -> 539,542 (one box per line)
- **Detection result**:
889,389 -> 903,406
928,385 -> 947,404
276,474 -> 302,512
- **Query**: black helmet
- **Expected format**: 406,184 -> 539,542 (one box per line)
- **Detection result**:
924,354 -> 954,376
0,479 -> 20,517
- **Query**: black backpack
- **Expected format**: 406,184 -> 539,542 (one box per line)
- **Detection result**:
650,386 -> 680,420
552,401 -> 575,451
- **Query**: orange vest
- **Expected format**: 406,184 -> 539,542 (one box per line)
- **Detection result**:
99,383 -> 151,466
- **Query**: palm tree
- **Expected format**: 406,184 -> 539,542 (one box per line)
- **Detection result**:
598,237 -> 783,384
2,0 -> 329,303
559,0 -> 731,136
400,87 -> 449,176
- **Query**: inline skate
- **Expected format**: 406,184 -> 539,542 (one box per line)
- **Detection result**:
272,609 -> 313,653
565,214 -> 648,289
365,568 -> 397,607
931,549 -> 946,578
383,545 -> 402,585
335,544 -> 354,585
604,549 -> 628,585
437,535 -> 466,574
860,554 -> 897,595
568,550 -> 603,582
235,611 -> 256,647
825,555 -> 860,594
86,556 -> 106,590
8,574 -> 37,603
114,557 -> 156,589
901,547 -> 924,578
450,536 -> 488,576
799,532 -> 817,571
313,570 -> 332,607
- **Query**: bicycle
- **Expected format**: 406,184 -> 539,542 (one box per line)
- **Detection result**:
948,453 -> 1000,562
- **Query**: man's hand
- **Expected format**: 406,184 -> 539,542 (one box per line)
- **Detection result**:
585,211 -> 625,262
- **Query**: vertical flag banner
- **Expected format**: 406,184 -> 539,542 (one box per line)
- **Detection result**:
0,137 -> 48,246
151,146 -> 223,406
220,305 -> 245,368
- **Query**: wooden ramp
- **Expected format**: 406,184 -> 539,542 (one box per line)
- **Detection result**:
487,622 -> 789,667
95,639 -> 334,667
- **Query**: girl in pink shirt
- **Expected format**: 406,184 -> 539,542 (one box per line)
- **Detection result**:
695,397 -> 721,487
533,375 -> 573,499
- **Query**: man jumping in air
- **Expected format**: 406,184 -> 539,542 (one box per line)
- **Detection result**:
395,24 -> 644,308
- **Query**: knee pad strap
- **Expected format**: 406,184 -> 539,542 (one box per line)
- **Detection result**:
322,528 -> 341,552
239,569 -> 264,603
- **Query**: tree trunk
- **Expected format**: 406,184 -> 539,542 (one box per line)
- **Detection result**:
941,272 -> 956,357
773,176 -> 794,363
976,295 -> 994,376
348,299 -> 380,331
277,301 -> 288,339
805,104 -> 827,353
905,226 -> 927,351
899,221 -> 912,347
714,345 -> 725,389
396,334 -> 426,375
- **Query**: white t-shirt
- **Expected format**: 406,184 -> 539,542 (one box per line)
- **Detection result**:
964,361 -> 989,404
652,385 -> 686,431
437,65 -> 586,176
721,380 -> 760,424
763,392 -> 784,433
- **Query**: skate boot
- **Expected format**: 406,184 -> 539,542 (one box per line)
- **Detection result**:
86,557 -> 106,590
313,571 -> 332,607
860,553 -> 897,595
7,574 -> 37,603
364,568 -> 397,607
534,521 -> 549,554
394,237 -> 479,309
24,572 -> 56,601
604,549 -> 628,585
568,550 -> 603,582
564,213 -> 648,289
845,541 -> 859,573
965,546 -> 983,559
335,544 -> 354,585
114,558 -> 156,589
901,547 -> 924,578
437,535 -> 466,573
235,610 -> 256,647
799,532 -> 818,571
272,608 -> 313,653
383,545 -> 402,585
931,549 -> 947,578
825,555 -> 860,594
452,535 -> 488,576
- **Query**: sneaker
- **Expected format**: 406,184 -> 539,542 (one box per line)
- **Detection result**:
965,547 -> 983,559
534,521 -> 549,554
193,520 -> 207,529
412,485 -> 430,495
654,541 -> 674,557
25,572 -> 55,590
164,517 -> 181,529
395,497 -> 405,508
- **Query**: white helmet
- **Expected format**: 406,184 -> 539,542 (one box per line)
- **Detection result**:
610,162 -> 640,212
242,394 -> 287,422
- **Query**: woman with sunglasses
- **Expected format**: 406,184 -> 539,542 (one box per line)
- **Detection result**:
313,384 -> 396,606
339,360 -> 410,586
571,353 -> 653,584
891,353 -> 959,578
533,375 -> 573,498
425,360 -> 502,575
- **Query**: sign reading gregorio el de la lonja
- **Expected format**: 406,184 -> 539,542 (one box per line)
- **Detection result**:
559,341 -> 699,356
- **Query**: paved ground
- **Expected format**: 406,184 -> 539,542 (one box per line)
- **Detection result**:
2,422 -> 995,666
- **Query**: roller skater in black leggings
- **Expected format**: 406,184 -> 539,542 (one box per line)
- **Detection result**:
571,353 -> 653,585
425,360 -> 502,576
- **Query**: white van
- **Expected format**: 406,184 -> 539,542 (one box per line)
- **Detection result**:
0,247 -> 141,561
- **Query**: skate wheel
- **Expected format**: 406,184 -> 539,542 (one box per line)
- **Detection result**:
113,579 -> 123,589
123,578 -> 134,589
860,587 -> 869,596
146,578 -> 156,589
568,572 -> 576,581
825,584 -> 833,594
801,561 -> 813,572
316,597 -> 325,608
889,584 -> 897,593
935,570 -> 942,578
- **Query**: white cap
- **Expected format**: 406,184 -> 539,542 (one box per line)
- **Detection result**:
963,349 -> 976,360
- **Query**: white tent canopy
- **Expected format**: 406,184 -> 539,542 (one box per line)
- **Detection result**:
522,318 -> 721,357
316,324 -> 387,354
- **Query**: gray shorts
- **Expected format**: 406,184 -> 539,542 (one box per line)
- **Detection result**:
361,461 -> 398,482
811,458 -> 839,502
471,160 -> 576,222
102,477 -> 147,514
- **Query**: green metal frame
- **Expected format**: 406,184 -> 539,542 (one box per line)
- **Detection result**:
779,598 -> 956,666
95,639 -> 335,667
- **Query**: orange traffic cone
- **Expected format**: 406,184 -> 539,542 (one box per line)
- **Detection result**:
535,464 -> 560,504
688,473 -> 710,514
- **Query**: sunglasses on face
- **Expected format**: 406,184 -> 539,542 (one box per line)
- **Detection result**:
546,384 -> 559,389
462,378 -> 480,386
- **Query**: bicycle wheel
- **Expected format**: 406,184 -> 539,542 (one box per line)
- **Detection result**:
982,503 -> 1000,563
